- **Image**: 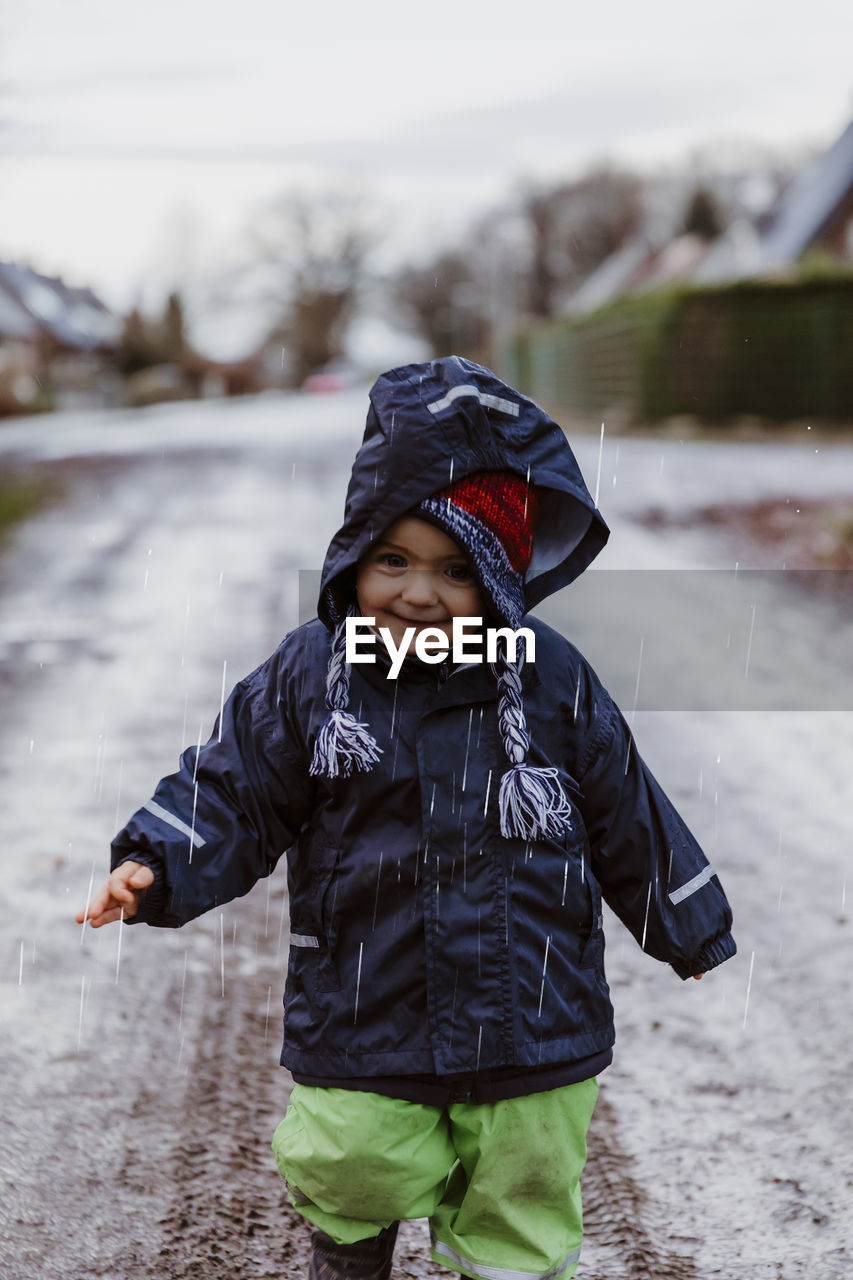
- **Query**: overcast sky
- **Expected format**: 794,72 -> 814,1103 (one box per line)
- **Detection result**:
1,0 -> 851,351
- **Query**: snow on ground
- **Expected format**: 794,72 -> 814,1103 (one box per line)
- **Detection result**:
0,390 -> 851,1278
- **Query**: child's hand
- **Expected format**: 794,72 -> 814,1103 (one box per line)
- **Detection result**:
693,973 -> 704,980
75,862 -> 155,928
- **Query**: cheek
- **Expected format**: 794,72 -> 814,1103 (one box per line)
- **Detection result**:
448,585 -> 487,620
356,567 -> 390,612
466,586 -> 488,618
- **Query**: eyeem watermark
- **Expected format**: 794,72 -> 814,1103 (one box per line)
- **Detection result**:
347,617 -> 536,679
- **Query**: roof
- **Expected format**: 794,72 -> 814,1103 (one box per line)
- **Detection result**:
0,280 -> 39,340
0,261 -> 120,349
563,235 -> 656,314
564,233 -> 712,314
757,118 -> 853,269
632,234 -> 713,293
567,116 -> 853,304
690,218 -> 763,284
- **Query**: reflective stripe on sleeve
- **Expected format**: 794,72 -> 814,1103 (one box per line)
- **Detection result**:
290,934 -> 320,949
427,384 -> 519,418
431,1239 -> 581,1280
142,799 -> 207,848
669,863 -> 716,905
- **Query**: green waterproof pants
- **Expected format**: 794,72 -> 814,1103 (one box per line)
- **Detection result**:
271,1078 -> 598,1280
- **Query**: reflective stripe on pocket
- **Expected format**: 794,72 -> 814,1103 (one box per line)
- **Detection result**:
290,933 -> 320,948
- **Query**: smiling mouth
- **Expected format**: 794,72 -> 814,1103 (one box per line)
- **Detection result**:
388,613 -> 449,628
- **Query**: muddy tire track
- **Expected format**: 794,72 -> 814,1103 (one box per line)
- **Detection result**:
109,885 -> 316,1280
581,1091 -> 700,1280
143,973 -> 313,1279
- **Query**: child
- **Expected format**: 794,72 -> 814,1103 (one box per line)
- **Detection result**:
78,356 -> 735,1280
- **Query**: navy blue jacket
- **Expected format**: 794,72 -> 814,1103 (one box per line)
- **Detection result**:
114,357 -> 735,1079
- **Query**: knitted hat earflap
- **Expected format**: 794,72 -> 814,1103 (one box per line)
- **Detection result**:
416,472 -> 577,841
310,602 -> 383,779
492,635 -> 576,841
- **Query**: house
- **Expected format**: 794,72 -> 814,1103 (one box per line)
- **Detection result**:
751,116 -> 853,271
696,117 -> 853,283
0,261 -> 121,413
565,115 -> 853,310
0,278 -> 41,414
565,232 -> 715,314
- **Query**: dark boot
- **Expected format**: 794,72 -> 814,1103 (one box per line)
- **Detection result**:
309,1222 -> 399,1280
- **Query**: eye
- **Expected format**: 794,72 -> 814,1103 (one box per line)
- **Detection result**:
378,552 -> 407,569
446,563 -> 473,582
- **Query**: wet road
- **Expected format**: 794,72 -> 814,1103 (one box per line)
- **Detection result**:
1,393 -> 851,1279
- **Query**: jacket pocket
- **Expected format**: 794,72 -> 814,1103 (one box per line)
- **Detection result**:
288,834 -> 342,993
578,871 -> 604,971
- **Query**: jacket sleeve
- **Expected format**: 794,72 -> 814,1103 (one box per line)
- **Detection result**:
111,647 -> 314,928
575,661 -> 736,979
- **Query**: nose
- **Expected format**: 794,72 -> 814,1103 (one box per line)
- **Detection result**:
400,570 -> 440,608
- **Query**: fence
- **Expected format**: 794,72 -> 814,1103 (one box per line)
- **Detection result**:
499,275 -> 853,425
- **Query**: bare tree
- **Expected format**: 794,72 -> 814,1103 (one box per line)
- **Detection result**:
389,248 -> 490,359
115,291 -> 193,375
158,291 -> 188,361
249,189 -> 376,386
517,166 -> 643,318
115,306 -> 158,376
380,145 -> 809,367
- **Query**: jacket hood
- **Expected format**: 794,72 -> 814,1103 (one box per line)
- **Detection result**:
318,356 -> 609,628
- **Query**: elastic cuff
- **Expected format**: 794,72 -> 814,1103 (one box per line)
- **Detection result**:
113,853 -> 170,924
672,931 -> 737,980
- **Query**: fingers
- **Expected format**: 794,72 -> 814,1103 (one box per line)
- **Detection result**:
126,865 -> 155,890
693,973 -> 704,980
85,905 -> 127,929
78,896 -> 128,929
109,866 -> 143,910
76,861 -> 155,928
75,882 -> 114,925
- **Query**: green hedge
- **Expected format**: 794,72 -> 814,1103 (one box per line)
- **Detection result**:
501,274 -> 853,425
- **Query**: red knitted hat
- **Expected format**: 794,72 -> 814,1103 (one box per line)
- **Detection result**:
417,471 -> 540,626
437,473 -> 539,573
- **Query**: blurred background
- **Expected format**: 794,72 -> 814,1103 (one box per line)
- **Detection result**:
0,0 -> 851,423
2,10 -> 853,1278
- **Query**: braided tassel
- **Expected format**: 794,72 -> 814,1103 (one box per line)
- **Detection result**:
310,610 -> 383,779
494,644 -> 573,840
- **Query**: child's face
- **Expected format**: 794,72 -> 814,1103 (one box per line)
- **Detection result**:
356,517 -> 486,656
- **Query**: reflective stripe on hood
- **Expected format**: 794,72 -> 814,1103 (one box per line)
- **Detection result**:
318,357 -> 609,628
